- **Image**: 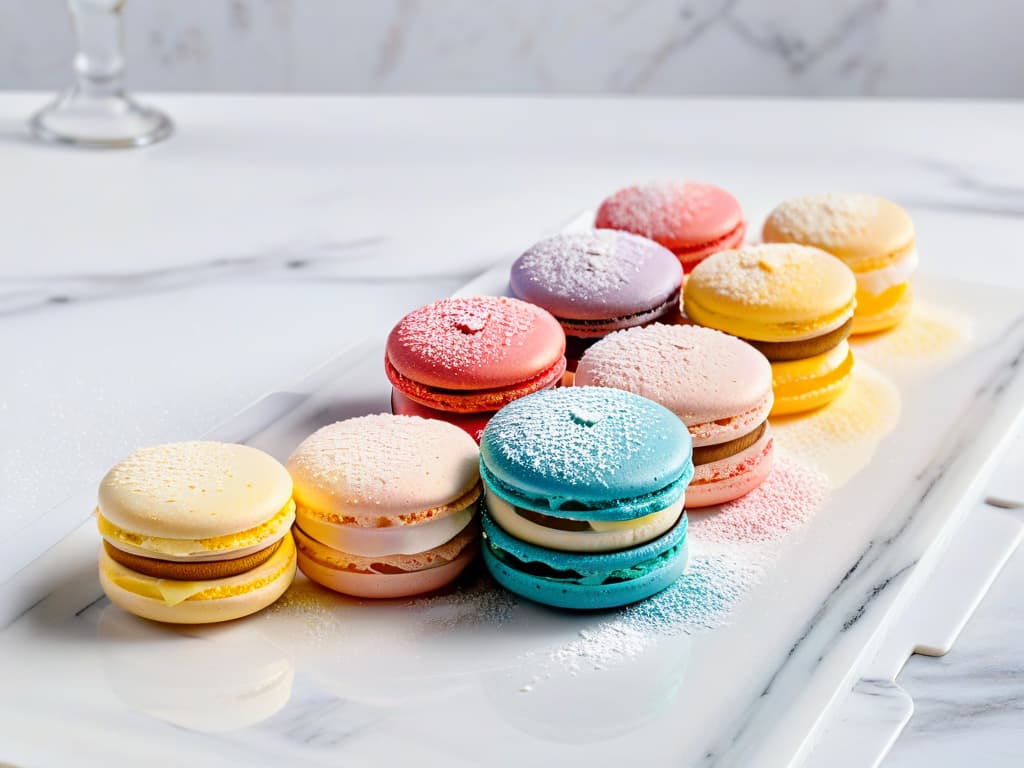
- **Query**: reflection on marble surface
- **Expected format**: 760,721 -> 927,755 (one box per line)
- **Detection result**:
3,0 -> 1023,96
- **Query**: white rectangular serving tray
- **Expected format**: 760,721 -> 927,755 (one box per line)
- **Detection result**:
3,213 -> 1024,768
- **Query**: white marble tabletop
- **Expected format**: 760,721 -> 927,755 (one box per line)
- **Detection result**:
1,94 -> 1022,767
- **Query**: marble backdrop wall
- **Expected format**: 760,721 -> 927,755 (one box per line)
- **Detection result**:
2,0 -> 1022,96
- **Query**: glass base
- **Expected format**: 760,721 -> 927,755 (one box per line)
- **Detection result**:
30,88 -> 173,149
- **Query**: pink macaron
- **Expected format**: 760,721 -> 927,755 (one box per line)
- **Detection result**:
575,323 -> 774,507
510,229 -> 683,370
595,181 -> 746,271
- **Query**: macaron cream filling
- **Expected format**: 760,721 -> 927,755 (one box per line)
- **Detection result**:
854,246 -> 918,295
480,459 -> 691,521
485,491 -> 684,553
100,533 -> 297,608
295,484 -> 480,558
97,499 -> 296,561
293,521 -> 477,576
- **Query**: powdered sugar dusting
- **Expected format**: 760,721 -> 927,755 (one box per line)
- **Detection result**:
510,230 -> 681,317
576,323 -> 772,436
483,387 -> 684,493
765,193 -> 883,249
287,414 -> 479,523
689,456 -> 831,545
853,301 -> 970,366
772,363 -> 901,488
390,296 -> 545,374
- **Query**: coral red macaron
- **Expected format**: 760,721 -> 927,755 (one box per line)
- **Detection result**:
595,181 -> 746,271
387,296 -> 567,436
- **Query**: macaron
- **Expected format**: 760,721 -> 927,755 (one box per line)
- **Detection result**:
386,296 -> 566,439
510,229 -> 683,370
97,441 -> 297,624
576,324 -> 774,506
288,414 -> 481,599
595,181 -> 746,271
762,193 -> 917,334
683,244 -> 857,416
479,386 -> 693,610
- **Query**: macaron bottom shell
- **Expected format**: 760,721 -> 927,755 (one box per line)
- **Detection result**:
99,533 -> 297,624
481,512 -> 688,610
293,524 -> 477,599
297,544 -> 477,599
770,341 -> 855,416
851,283 -> 913,335
687,427 -> 775,508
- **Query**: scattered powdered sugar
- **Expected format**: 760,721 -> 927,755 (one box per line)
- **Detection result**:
389,296 -> 545,374
765,193 -> 884,249
595,181 -> 735,245
688,456 -> 831,545
404,575 -> 518,633
549,622 -> 655,675
619,552 -> 766,633
853,301 -> 970,367
772,363 -> 901,488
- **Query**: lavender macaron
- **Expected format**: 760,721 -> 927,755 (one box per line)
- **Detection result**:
510,229 -> 684,370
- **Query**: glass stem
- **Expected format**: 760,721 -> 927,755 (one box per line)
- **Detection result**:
69,0 -> 127,99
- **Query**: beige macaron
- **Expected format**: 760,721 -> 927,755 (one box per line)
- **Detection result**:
288,414 -> 482,598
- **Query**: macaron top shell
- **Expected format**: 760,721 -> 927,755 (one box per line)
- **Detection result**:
510,230 -> 683,321
575,324 -> 773,447
287,414 -> 480,527
480,387 -> 692,513
762,193 -> 915,271
684,244 -> 857,342
98,441 -> 293,540
386,296 -> 566,391
595,181 -> 743,252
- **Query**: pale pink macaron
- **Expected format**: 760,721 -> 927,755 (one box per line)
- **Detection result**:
287,414 -> 481,598
575,323 -> 774,507
595,181 -> 746,271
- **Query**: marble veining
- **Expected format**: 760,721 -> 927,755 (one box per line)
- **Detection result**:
2,1 -> 1023,96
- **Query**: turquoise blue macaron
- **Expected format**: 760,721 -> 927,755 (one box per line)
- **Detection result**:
479,386 -> 693,609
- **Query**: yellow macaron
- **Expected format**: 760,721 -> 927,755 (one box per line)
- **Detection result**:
762,193 -> 917,334
97,441 -> 297,624
684,244 -> 857,416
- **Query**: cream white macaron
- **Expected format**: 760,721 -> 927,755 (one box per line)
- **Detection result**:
97,441 -> 297,624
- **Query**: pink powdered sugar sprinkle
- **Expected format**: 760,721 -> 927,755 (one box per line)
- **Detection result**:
689,456 -> 831,545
